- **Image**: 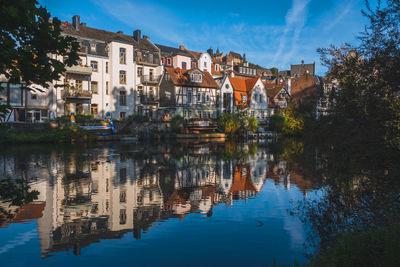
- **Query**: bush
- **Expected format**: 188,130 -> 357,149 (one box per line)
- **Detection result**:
270,113 -> 286,131
170,115 -> 184,133
311,224 -> 400,267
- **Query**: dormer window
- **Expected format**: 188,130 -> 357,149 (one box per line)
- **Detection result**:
190,72 -> 203,83
90,43 -> 96,53
192,62 -> 196,69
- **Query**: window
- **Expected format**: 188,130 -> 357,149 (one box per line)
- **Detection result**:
119,70 -> 126,84
106,62 -> 109,73
91,81 -> 98,94
76,80 -> 82,90
120,209 -> 126,225
120,48 -> 126,64
161,57 -> 165,65
202,93 -> 206,103
120,191 -> 126,203
106,81 -> 109,95
120,112 -> 126,120
242,95 -> 247,103
187,91 -> 192,103
167,58 -> 171,65
91,104 -> 98,116
120,168 -> 127,183
197,93 -> 201,102
41,110 -> 48,118
206,94 -> 210,102
31,93 -> 37,100
119,91 -> 126,106
90,61 -> 98,72
215,64 -> 219,71
204,61 -> 207,67
137,67 -> 143,77
182,62 -> 187,70
192,62 -> 196,69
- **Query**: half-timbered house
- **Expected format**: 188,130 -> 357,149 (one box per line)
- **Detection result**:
159,67 -> 219,120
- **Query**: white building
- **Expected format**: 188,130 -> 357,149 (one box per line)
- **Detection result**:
0,15 -> 163,122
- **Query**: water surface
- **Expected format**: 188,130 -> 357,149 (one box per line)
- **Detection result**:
0,142 -> 319,266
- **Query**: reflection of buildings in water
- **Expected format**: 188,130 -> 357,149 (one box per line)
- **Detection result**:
267,160 -> 314,195
0,145 -> 271,256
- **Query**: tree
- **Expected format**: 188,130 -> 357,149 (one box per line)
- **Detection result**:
318,0 -> 400,149
270,67 -> 279,77
246,116 -> 258,133
0,0 -> 79,118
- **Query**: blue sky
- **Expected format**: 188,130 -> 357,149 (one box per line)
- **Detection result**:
38,0 -> 377,75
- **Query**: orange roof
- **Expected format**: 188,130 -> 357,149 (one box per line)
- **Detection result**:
228,76 -> 261,107
230,165 -> 257,193
165,67 -> 219,88
211,63 -> 222,76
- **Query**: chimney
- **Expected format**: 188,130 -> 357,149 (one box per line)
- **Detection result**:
179,45 -> 185,50
72,15 -> 80,31
133,29 -> 141,42
143,35 -> 149,40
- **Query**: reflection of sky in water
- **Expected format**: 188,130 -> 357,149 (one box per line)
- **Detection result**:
0,144 -> 319,266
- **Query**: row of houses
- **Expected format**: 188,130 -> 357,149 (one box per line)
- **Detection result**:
0,15 -> 324,123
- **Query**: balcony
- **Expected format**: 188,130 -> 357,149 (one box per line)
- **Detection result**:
65,65 -> 93,76
139,94 -> 159,105
62,88 -> 92,100
141,74 -> 162,85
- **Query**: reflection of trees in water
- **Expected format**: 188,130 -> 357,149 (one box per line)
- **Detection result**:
0,178 -> 40,225
293,136 -> 400,263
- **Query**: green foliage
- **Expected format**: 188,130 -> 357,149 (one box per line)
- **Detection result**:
170,115 -> 184,133
246,116 -> 258,133
270,67 -> 279,77
317,0 -> 400,149
0,178 -> 39,207
0,0 -> 79,89
0,125 -> 92,145
283,103 -> 305,135
218,113 -> 241,138
270,113 -> 286,132
0,103 -> 11,122
311,224 -> 400,267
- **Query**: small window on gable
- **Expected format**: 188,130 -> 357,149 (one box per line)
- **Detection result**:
192,62 -> 196,69
215,64 -> 219,71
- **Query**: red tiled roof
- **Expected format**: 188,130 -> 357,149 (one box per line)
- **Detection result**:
185,49 -> 202,60
264,81 -> 286,98
211,63 -> 222,76
165,67 -> 219,88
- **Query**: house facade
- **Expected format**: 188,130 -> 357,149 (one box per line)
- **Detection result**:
159,68 -> 219,119
1,15 -> 164,122
229,76 -> 270,122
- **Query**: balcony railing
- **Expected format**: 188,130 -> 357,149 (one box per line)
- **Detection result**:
65,65 -> 93,75
141,75 -> 162,84
139,94 -> 158,105
62,88 -> 92,99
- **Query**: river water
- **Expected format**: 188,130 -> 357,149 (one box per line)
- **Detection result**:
0,141 -> 321,266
